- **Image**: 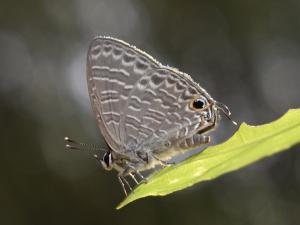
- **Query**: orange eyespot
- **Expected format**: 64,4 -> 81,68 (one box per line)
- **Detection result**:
193,99 -> 205,109
190,96 -> 207,111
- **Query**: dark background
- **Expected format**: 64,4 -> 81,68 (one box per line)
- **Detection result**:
1,0 -> 300,225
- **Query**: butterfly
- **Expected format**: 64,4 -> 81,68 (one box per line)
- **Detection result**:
65,36 -> 235,195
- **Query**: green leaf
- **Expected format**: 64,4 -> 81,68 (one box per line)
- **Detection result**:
117,109 -> 300,209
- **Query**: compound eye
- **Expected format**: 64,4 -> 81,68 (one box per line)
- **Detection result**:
192,98 -> 205,109
103,152 -> 112,167
100,152 -> 113,171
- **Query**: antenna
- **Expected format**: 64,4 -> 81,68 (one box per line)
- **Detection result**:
64,137 -> 107,152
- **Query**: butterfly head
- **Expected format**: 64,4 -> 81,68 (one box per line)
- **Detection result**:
100,151 -> 114,171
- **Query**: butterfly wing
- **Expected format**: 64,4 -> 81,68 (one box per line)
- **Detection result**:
121,67 -> 216,154
87,37 -> 216,156
87,36 -> 161,152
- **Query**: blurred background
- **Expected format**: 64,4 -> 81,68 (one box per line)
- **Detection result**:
1,0 -> 300,224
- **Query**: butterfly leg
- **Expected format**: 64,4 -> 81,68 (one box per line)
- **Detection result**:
118,176 -> 127,196
143,151 -> 174,168
135,170 -> 145,181
121,164 -> 147,185
133,170 -> 148,184
129,173 -> 139,184
118,175 -> 132,196
151,154 -> 175,167
121,176 -> 132,191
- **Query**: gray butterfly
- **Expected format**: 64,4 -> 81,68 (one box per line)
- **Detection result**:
66,36 -> 235,195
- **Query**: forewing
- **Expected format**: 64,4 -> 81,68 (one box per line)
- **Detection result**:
87,37 -> 161,152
